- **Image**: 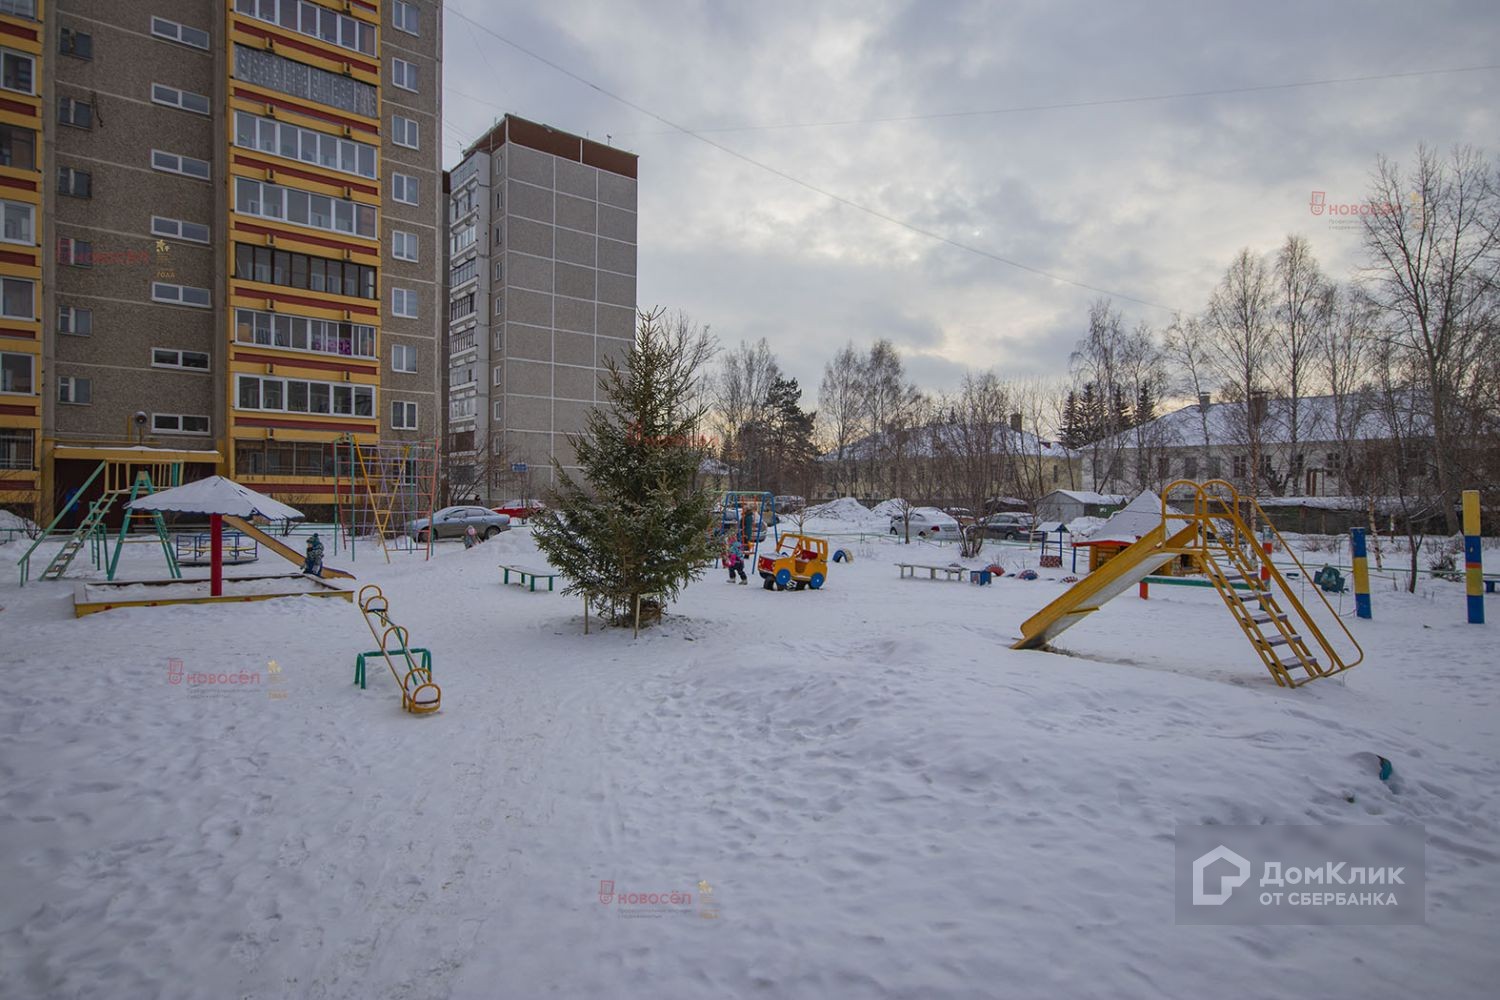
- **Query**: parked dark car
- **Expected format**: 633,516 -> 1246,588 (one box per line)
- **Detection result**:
978,512 -> 1043,541
408,506 -> 511,541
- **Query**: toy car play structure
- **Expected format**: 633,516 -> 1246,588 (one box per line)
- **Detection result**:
757,533 -> 829,591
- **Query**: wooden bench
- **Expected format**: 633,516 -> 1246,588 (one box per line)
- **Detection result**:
897,563 -> 967,582
501,564 -> 558,592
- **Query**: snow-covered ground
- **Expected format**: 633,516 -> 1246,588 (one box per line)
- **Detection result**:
1,524 -> 1497,999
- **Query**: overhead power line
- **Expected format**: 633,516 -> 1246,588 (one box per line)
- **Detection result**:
441,6 -> 1492,313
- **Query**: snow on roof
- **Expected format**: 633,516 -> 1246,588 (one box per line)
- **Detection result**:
1045,489 -> 1126,505
821,423 -> 1074,462
124,475 -> 305,519
1077,490 -> 1180,545
1097,391 -> 1428,451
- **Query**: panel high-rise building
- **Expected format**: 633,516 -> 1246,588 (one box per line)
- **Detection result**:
0,0 -> 444,523
444,115 -> 637,497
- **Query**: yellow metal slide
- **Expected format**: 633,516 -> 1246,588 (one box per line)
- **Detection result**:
222,515 -> 356,580
1012,522 -> 1199,650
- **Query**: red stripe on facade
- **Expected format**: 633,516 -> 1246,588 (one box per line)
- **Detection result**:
0,95 -> 36,117
232,220 -> 378,258
234,21 -> 379,75
0,175 -> 36,192
0,21 -> 38,43
232,154 -> 379,197
0,248 -> 36,266
231,87 -> 379,137
0,326 -> 36,340
236,416 -> 376,433
350,0 -> 378,13
0,403 -> 37,415
245,481 -> 341,495
232,285 -> 380,317
234,351 -> 378,376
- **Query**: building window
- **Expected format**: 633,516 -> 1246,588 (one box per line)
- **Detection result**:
233,47 -> 377,119
0,428 -> 33,470
58,375 -> 92,404
58,96 -> 93,129
151,16 -> 210,51
0,350 -> 33,394
1156,456 -> 1170,480
59,26 -> 92,59
391,57 -> 418,91
151,413 -> 211,435
1207,456 -> 1222,479
1182,455 -> 1197,480
59,305 -> 93,336
56,236 -> 92,267
450,258 -> 478,287
1231,454 -> 1247,479
0,47 -> 34,94
235,373 -> 374,417
0,199 -> 33,245
391,344 -> 417,373
151,150 -> 211,180
233,111 -> 377,179
391,400 -> 418,429
233,243 -> 376,299
450,223 -> 476,255
151,83 -> 211,116
151,282 -> 212,308
0,1 -> 36,19
449,294 -> 475,322
450,363 -> 475,388
392,1 -> 419,35
232,0 -> 376,56
390,115 -> 419,149
1,276 -> 33,319
234,177 -> 376,238
0,123 -> 35,169
392,230 -> 418,261
391,287 -> 417,318
151,348 -> 211,371
391,173 -> 419,205
57,167 -> 91,198
151,216 -> 211,245
234,308 -> 375,358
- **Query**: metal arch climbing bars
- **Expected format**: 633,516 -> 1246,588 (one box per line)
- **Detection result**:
357,584 -> 441,714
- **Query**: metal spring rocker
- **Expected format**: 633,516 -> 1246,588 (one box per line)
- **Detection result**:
357,584 -> 441,714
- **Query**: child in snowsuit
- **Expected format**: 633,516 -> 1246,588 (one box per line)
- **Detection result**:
725,536 -> 748,584
463,524 -> 478,549
302,533 -> 324,575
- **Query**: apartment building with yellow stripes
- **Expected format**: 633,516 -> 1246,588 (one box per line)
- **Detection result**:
0,0 -> 443,523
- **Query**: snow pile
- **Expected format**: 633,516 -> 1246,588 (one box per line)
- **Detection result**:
870,498 -> 909,517
1066,515 -> 1107,537
0,508 -> 35,535
802,497 -> 871,521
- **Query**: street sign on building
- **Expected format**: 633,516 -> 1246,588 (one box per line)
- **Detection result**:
511,462 -> 528,474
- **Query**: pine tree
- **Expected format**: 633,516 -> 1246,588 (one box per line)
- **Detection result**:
531,309 -> 716,628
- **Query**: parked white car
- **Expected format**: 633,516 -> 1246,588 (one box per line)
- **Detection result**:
889,507 -> 962,540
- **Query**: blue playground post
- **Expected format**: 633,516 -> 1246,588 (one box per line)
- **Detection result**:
1350,527 -> 1372,620
1463,490 -> 1483,625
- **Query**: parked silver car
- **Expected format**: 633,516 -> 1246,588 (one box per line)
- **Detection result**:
978,512 -> 1042,541
889,507 -> 963,540
408,505 -> 511,541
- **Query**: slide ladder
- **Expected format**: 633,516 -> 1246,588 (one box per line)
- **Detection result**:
357,584 -> 440,714
1012,480 -> 1361,687
221,515 -> 355,579
40,492 -> 116,581
1174,482 -> 1361,687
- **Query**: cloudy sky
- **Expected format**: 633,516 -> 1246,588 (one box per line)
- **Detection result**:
437,0 -> 1499,398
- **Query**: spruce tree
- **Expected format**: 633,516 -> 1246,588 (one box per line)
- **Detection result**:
531,309 -> 716,628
